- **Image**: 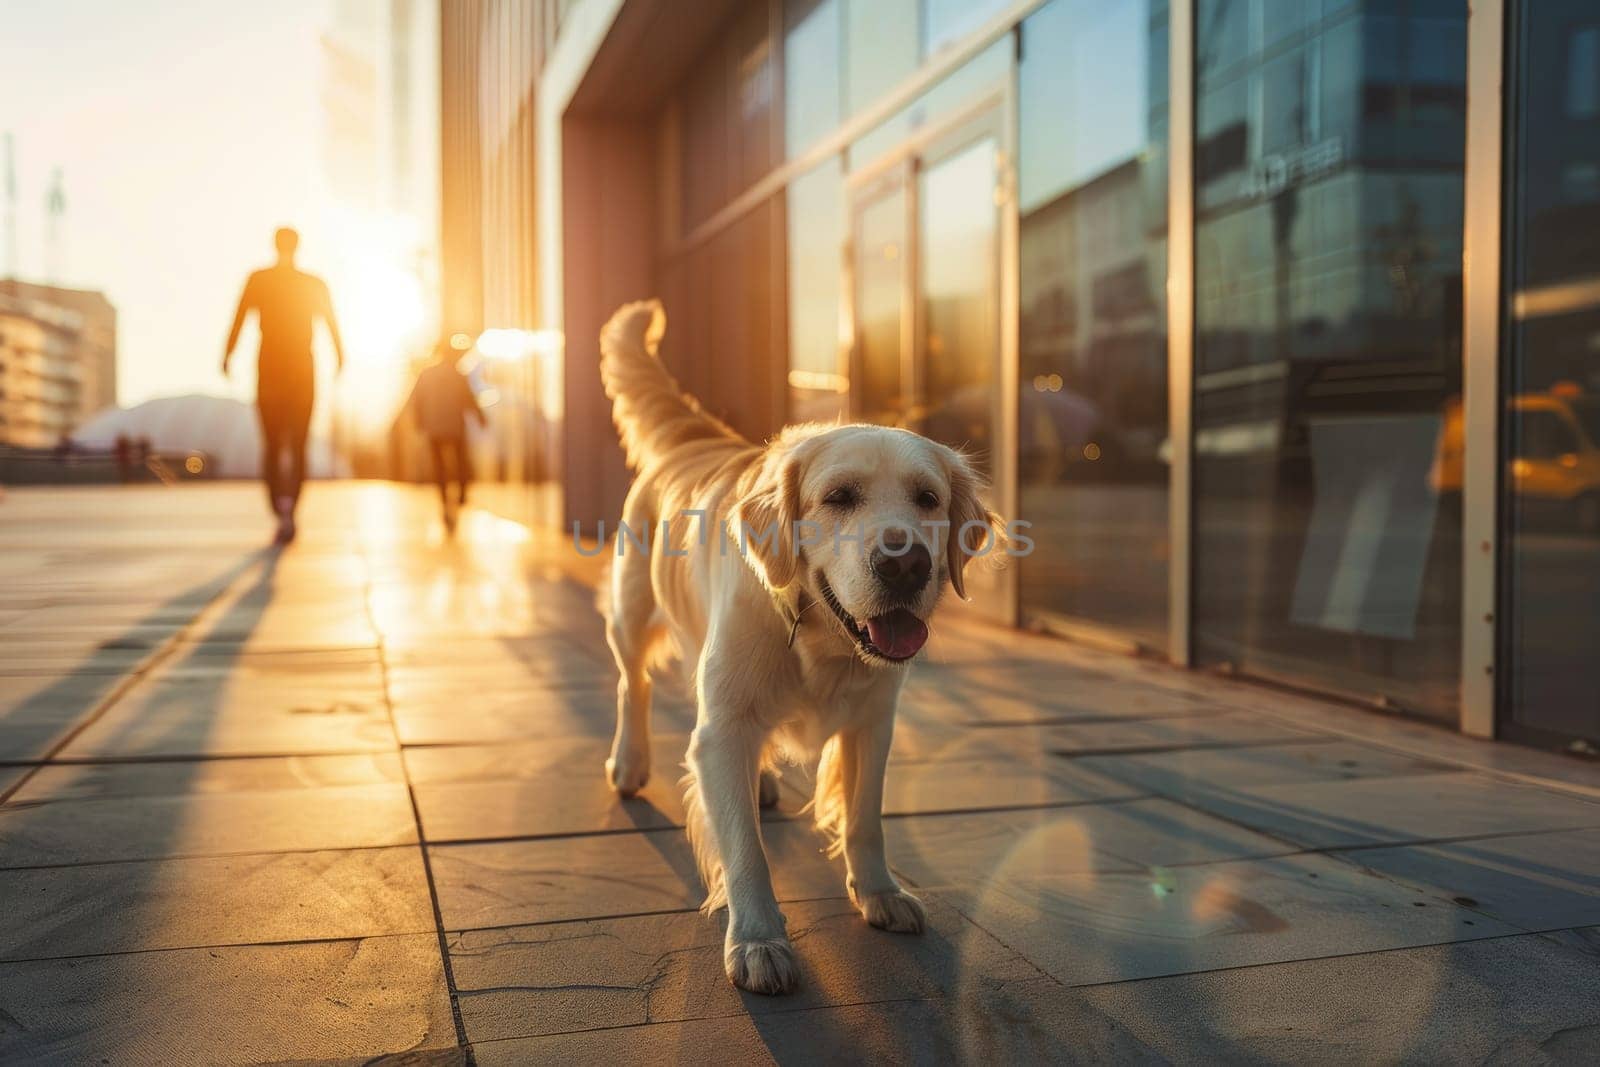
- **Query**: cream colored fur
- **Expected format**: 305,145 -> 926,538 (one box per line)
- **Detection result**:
597,300 -> 1003,995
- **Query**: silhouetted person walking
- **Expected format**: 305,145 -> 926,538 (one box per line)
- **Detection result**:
405,339 -> 486,530
223,227 -> 344,544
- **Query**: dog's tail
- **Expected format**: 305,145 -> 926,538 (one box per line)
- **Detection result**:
600,300 -> 742,471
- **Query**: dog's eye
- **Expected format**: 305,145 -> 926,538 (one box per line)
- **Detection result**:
822,486 -> 858,509
916,489 -> 940,510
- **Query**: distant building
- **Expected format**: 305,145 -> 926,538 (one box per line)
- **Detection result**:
0,278 -> 116,447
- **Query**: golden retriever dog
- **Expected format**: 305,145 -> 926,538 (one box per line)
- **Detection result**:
597,300 -> 1004,995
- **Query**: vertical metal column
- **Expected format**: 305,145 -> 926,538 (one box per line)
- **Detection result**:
1166,0 -> 1196,666
1460,0 -> 1506,738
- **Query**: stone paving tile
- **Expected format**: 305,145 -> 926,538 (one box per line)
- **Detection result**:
0,932 -> 455,1064
0,782 -> 417,866
0,673 -> 125,761
430,820 -> 846,932
161,647 -> 384,676
473,983 -> 1164,1065
0,638 -> 160,677
8,602 -> 202,629
429,831 -> 704,931
384,635 -> 604,673
192,603 -> 378,652
0,652 -> 147,677
905,671 -> 1228,727
1542,924 -> 1600,959
1074,739 -> 1455,799
0,846 -> 435,960
1173,770 -> 1600,850
886,797 -> 1290,889
393,686 -> 695,745
449,895 -> 1043,1042
58,670 -> 396,758
367,589 -> 538,642
10,753 -> 405,802
1076,927 -> 1600,1064
967,712 -> 1331,761
387,659 -> 617,705
949,851 -> 1521,988
408,735 -> 690,841
1344,828 -> 1600,932
876,756 -> 1145,815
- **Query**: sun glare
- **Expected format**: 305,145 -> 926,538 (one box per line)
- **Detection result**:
322,212 -> 433,369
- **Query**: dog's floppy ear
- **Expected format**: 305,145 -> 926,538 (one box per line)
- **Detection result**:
943,450 -> 1007,601
733,454 -> 803,591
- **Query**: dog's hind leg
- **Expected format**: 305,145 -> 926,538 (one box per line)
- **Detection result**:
604,521 -> 659,797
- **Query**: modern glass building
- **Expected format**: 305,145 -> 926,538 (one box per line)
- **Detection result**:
444,0 -> 1600,751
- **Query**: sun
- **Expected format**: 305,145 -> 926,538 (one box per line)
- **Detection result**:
333,254 -> 427,368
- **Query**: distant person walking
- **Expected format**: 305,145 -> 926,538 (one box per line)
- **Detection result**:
222,227 -> 344,544
406,339 -> 486,528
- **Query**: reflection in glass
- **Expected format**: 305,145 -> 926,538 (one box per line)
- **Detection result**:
1504,0 -> 1600,745
918,138 -> 998,471
1017,0 -> 1169,649
786,161 -> 847,422
784,0 -> 841,159
922,0 -> 1009,56
855,183 -> 908,428
845,0 -> 919,119
1192,0 -> 1465,718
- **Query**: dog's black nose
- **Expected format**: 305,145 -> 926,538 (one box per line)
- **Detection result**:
871,538 -> 932,598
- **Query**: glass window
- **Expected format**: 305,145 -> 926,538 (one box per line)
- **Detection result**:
1502,2 -> 1600,746
854,179 -> 908,428
784,0 -> 841,158
922,0 -> 1008,56
849,36 -> 1010,171
918,137 -> 999,470
845,0 -> 919,119
1191,0 -> 1465,718
786,160 -> 847,422
1017,0 -> 1170,649
1569,26 -> 1600,119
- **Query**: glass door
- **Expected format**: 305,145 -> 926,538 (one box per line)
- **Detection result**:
916,135 -> 1001,474
849,111 -> 1010,619
852,168 -> 912,429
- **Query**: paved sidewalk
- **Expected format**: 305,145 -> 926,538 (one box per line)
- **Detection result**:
1,483 -> 1598,1064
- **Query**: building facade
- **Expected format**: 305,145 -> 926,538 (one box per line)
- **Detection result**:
436,0 -> 571,504
0,279 -> 116,447
444,0 -> 1600,751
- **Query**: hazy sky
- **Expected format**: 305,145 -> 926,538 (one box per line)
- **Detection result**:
2,0 -> 334,407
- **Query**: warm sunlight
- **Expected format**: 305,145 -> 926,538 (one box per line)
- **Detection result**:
326,213 -> 431,369
5,1 -> 1599,1062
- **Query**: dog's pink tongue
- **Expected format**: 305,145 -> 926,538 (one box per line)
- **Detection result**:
865,609 -> 929,660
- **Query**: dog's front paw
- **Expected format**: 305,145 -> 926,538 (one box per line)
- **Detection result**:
725,937 -> 799,995
604,745 -> 650,797
858,888 -> 927,934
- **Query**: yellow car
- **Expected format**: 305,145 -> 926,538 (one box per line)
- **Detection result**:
1434,386 -> 1600,534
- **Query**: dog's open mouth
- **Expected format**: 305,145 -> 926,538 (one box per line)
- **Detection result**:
819,579 -> 929,662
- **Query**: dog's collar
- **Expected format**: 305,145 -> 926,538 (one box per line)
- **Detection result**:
773,588 -> 810,648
